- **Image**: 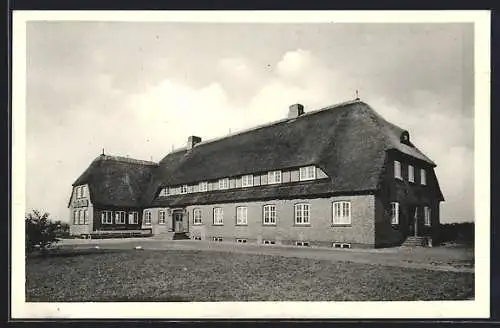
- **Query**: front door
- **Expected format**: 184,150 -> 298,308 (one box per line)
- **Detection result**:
408,206 -> 419,237
173,212 -> 183,232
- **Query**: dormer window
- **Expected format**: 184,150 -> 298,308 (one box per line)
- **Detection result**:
241,174 -> 254,188
299,165 -> 316,181
159,187 -> 169,196
394,161 -> 402,180
268,170 -> 282,184
400,131 -> 411,145
219,178 -> 230,190
199,181 -> 208,192
180,185 -> 189,194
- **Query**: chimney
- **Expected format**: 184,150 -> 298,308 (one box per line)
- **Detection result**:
187,136 -> 202,150
288,103 -> 305,119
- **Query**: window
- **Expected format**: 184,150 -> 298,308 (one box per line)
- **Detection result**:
213,207 -> 224,225
420,169 -> 427,185
241,175 -> 254,188
159,210 -> 166,224
144,211 -> 152,225
115,211 -> 126,224
268,170 -> 282,184
263,205 -> 276,225
236,206 -> 248,225
332,201 -> 351,225
73,210 -> 78,224
295,203 -> 310,225
81,186 -> 87,198
299,166 -> 316,181
424,206 -> 431,226
83,209 -> 89,224
180,185 -> 189,194
219,178 -> 230,190
390,202 -> 399,225
159,187 -> 169,196
193,209 -> 202,225
128,212 -> 138,224
394,161 -> 402,179
101,211 -> 113,224
199,181 -> 208,192
408,165 -> 415,182
75,187 -> 81,199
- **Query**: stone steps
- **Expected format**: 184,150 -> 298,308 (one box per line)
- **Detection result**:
402,236 -> 430,247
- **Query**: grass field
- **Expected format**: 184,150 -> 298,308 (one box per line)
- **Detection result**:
26,249 -> 474,302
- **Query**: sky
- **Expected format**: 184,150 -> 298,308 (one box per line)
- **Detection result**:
25,21 -> 474,223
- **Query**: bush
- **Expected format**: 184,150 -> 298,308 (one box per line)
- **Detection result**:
25,210 -> 61,254
438,222 -> 474,245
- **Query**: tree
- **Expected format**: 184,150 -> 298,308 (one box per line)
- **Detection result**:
25,210 -> 61,254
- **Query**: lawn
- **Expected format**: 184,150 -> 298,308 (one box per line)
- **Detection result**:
26,249 -> 474,302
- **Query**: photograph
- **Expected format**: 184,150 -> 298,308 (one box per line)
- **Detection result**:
12,10 -> 490,319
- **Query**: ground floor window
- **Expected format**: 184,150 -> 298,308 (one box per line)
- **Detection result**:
332,201 -> 351,225
390,202 -> 399,225
101,211 -> 113,224
294,203 -> 310,225
115,211 -> 126,224
213,207 -> 224,225
236,206 -> 248,225
424,206 -> 431,226
73,210 -> 78,225
144,211 -> 152,225
263,205 -> 276,225
128,212 -> 138,224
159,210 -> 166,224
83,209 -> 89,224
193,208 -> 202,225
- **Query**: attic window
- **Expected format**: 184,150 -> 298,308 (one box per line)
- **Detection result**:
159,187 -> 169,196
180,185 -> 189,194
219,178 -> 230,190
400,131 -> 411,145
199,181 -> 208,192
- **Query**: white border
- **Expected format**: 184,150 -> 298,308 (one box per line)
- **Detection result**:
12,10 -> 491,319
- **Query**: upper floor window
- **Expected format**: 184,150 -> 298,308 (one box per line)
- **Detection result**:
115,211 -> 126,224
420,169 -> 427,185
75,187 -> 81,199
128,212 -> 138,224
394,161 -> 402,180
294,203 -> 310,225
299,166 -> 316,181
241,175 -> 254,188
408,165 -> 415,183
332,201 -> 351,225
263,205 -> 276,225
101,211 -> 113,224
424,206 -> 431,226
219,178 -> 230,190
144,211 -> 152,225
159,187 -> 169,196
81,186 -> 87,198
193,208 -> 202,225
199,181 -> 208,192
390,202 -> 399,225
159,210 -> 166,224
236,206 -> 248,225
213,207 -> 224,225
180,185 -> 189,194
268,170 -> 282,184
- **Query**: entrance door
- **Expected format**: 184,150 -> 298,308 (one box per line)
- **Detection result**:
408,206 -> 419,237
173,212 -> 183,232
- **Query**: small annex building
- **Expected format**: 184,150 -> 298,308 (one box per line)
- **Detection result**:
68,100 -> 444,248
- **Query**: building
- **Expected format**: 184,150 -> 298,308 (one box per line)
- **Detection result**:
68,100 -> 444,247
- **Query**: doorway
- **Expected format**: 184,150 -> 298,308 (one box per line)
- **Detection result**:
173,211 -> 183,232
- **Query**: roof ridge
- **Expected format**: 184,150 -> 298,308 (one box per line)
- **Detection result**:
96,154 -> 159,166
164,99 -> 361,157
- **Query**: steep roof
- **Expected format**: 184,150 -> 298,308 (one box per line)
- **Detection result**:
71,155 -> 158,207
143,100 -> 435,205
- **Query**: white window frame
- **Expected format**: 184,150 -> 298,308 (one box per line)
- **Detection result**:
128,212 -> 138,224
394,160 -> 402,179
158,210 -> 166,224
144,211 -> 152,225
408,165 -> 415,182
424,206 -> 431,226
294,203 -> 310,225
75,187 -> 81,199
115,211 -> 126,224
159,187 -> 168,196
83,209 -> 89,224
236,206 -> 248,225
241,175 -> 254,188
218,178 -> 230,190
180,185 -> 189,194
390,202 -> 399,225
420,169 -> 427,185
263,205 -> 276,225
332,201 -> 351,225
268,170 -> 282,184
193,208 -> 202,225
199,181 -> 208,192
81,186 -> 87,198
101,211 -> 113,224
213,207 -> 224,225
73,210 -> 78,225
299,166 -> 316,181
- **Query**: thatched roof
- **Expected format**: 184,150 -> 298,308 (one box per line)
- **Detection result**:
71,155 -> 157,207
